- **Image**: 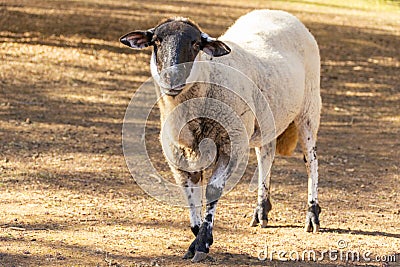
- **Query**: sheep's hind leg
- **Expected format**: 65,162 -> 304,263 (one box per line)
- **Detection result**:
250,145 -> 272,228
298,121 -> 321,233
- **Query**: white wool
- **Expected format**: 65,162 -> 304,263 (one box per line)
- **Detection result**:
217,9 -> 321,137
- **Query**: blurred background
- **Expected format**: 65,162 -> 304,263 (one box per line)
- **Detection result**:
0,0 -> 399,266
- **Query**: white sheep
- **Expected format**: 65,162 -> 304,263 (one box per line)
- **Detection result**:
120,9 -> 322,262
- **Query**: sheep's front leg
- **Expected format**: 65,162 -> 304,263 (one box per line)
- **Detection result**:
183,156 -> 228,262
184,200 -> 217,262
186,172 -> 203,236
173,169 -> 203,237
298,122 -> 321,233
250,145 -> 272,228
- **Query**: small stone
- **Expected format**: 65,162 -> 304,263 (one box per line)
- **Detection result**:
151,259 -> 160,266
56,253 -> 66,260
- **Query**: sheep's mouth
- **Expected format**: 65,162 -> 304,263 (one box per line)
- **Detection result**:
163,84 -> 185,96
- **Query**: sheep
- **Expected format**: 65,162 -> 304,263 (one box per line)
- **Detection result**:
120,9 -> 322,262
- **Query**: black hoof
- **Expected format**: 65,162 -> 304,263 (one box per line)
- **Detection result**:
183,237 -> 197,259
191,251 -> 208,263
250,208 -> 260,227
305,203 -> 321,233
183,250 -> 194,259
250,198 -> 272,228
183,223 -> 213,261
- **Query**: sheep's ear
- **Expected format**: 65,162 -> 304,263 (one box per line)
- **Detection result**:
201,33 -> 231,57
120,29 -> 154,49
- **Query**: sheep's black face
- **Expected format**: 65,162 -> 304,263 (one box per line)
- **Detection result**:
151,21 -> 202,94
120,18 -> 231,96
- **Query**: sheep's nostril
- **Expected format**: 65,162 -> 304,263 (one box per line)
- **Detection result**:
162,71 -> 170,81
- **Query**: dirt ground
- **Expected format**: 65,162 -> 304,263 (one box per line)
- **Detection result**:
0,0 -> 399,266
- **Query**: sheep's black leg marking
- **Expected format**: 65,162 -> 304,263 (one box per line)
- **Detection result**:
191,225 -> 200,236
251,145 -> 272,228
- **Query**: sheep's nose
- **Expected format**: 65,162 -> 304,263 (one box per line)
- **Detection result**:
160,66 -> 185,90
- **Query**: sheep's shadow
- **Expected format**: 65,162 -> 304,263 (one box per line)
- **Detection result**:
263,224 -> 400,239
319,227 -> 400,239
